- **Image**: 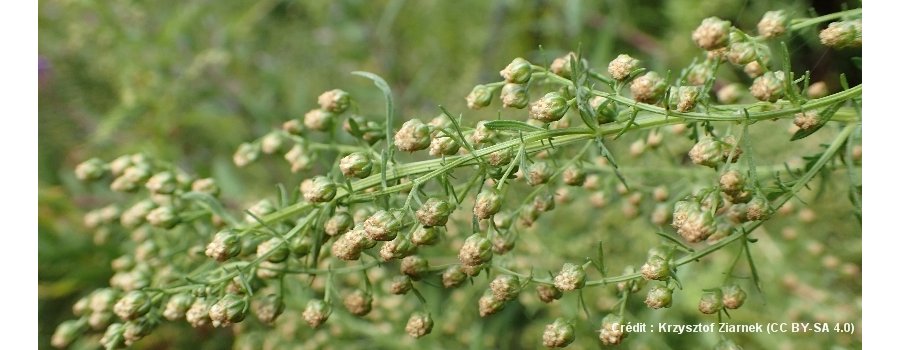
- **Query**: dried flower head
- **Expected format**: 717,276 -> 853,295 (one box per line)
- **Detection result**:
598,314 -> 627,345
500,57 -> 533,84
721,284 -> 747,309
459,234 -> 494,266
389,275 -> 413,295
466,84 -> 494,110
478,289 -> 506,317
324,211 -> 354,236
819,20 -> 862,49
608,54 -> 641,81
430,134 -> 460,156
640,255 -> 671,280
750,71 -> 785,102
405,312 -> 434,338
553,263 -> 586,291
526,161 -> 553,186
301,176 -> 337,203
542,318 -> 576,348
394,118 -> 432,152
209,294 -> 247,327
331,224 -> 375,261
692,17 -> 732,50
113,290 -> 151,321
303,109 -> 336,131
698,289 -> 724,314
645,285 -> 673,309
302,299 -> 330,328
758,10 -> 788,38
163,293 -> 194,321
530,92 -> 569,123
340,152 -> 373,178
473,188 -> 503,219
416,197 -> 455,227
500,83 -> 529,109
186,298 -> 212,328
317,89 -> 351,113
206,230 -> 242,262
342,289 -> 373,316
489,275 -> 521,302
630,71 -> 667,104
793,111 -> 820,130
442,265 -> 467,288
364,210 -> 402,241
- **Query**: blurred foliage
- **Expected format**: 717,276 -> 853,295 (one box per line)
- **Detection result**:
39,0 -> 861,349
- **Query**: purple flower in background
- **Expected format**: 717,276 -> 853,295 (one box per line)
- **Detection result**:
39,56 -> 51,87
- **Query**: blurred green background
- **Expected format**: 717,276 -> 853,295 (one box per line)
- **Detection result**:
39,0 -> 861,349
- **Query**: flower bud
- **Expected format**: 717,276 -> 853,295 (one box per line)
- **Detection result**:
793,111 -> 820,131
113,290 -> 152,321
493,211 -> 513,230
403,311 -> 434,339
719,171 -> 744,195
304,109 -> 336,131
466,84 -> 494,110
75,158 -> 106,181
146,205 -> 179,229
471,120 -> 497,144
340,152 -> 373,178
284,143 -> 313,172
726,41 -> 759,66
474,188 -> 503,219
394,118 -> 432,152
191,178 -> 220,196
459,234 -> 493,266
122,319 -> 155,347
461,263 -> 485,277
589,96 -> 618,124
542,318 -> 576,348
750,71 -> 784,102
108,155 -> 134,176
743,60 -> 766,78
688,136 -> 725,168
389,275 -> 413,295
185,298 -> 212,328
549,52 -> 587,79
553,263 -> 586,291
324,211 -> 354,236
526,161 -> 553,186
520,203 -> 541,227
721,284 -> 747,309
52,319 -> 87,348
256,260 -> 284,279
630,71 -> 667,104
608,54 -> 641,81
819,20 -> 862,49
317,89 -> 351,113
256,132 -> 284,155
537,284 -> 562,303
253,294 -> 284,325
717,83 -> 743,104
381,235 -> 416,261
668,86 -> 701,112
442,265 -> 468,288
698,289 -> 724,314
416,198 -> 455,227
530,92 -> 569,123
692,17 -> 732,50
758,10 -> 788,38
486,147 -> 513,167
300,176 -> 337,203
331,224 -> 375,261
209,294 -> 248,327
500,57 -> 532,84
645,285 -> 673,309
672,201 -> 716,243
143,171 -> 176,195
100,323 -> 125,349
342,289 -> 373,316
233,142 -> 260,167
401,255 -> 430,280
489,275 -> 521,302
492,234 -> 516,254
411,226 -> 441,246
429,134 -> 460,156
807,81 -> 828,99
686,61 -> 714,85
257,237 -> 290,263
205,230 -> 242,262
163,293 -> 194,321
478,289 -> 506,317
290,235 -> 312,258
640,255 -> 671,280
282,118 -> 304,135
364,210 -> 402,241
599,314 -> 627,345
745,196 -> 770,221
555,166 -> 585,188
302,299 -> 330,328
500,83 -> 529,109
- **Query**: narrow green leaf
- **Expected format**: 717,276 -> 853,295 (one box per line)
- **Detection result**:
482,120 -> 544,132
790,102 -> 843,141
352,71 -> 395,160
